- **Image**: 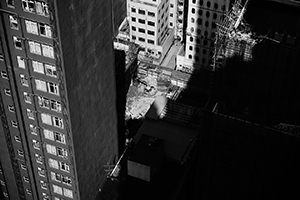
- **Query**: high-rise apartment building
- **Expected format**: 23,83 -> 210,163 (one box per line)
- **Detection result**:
0,1 -> 118,200
176,0 -> 230,72
128,0 -> 174,59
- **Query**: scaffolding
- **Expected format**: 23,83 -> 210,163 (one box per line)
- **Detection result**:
213,0 -> 257,69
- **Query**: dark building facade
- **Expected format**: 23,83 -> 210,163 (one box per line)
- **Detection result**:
112,0 -> 127,37
0,1 -> 118,200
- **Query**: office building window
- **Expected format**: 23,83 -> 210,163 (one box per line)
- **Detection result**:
35,154 -> 43,164
45,64 -> 57,77
48,158 -> 59,169
24,92 -> 32,104
148,11 -> 155,17
138,37 -> 145,42
17,56 -> 26,69
147,30 -> 155,35
138,9 -> 145,15
17,150 -> 24,156
53,116 -> 64,129
29,41 -> 42,55
51,171 -> 62,182
38,96 -> 50,109
0,180 -> 5,186
14,135 -> 21,142
213,13 -> 217,20
138,19 -> 145,24
55,132 -> 66,144
50,100 -> 61,113
6,0 -> 15,8
0,54 -> 4,61
40,180 -> 48,190
170,3 -> 174,8
59,162 -> 70,173
8,105 -> 15,112
26,189 -> 32,195
46,143 -> 57,155
47,82 -> 59,95
170,22 -> 173,27
25,20 -> 38,35
62,176 -> 72,186
1,71 -> 8,79
39,23 -> 52,38
32,60 -> 44,74
9,15 -> 18,30
38,167 -> 45,177
138,28 -> 145,33
23,177 -> 30,183
3,192 -> 9,198
35,1 -> 49,16
20,74 -> 29,86
13,36 -> 22,50
22,0 -> 35,12
188,54 -> 192,59
147,39 -> 154,44
42,193 -> 50,200
29,124 -> 38,135
192,8 -> 195,14
42,44 -> 54,58
43,129 -> 54,140
132,35 -> 136,40
148,21 -> 155,26
57,147 -> 68,158
63,188 -> 73,199
4,89 -> 11,96
131,7 -> 136,12
21,163 -> 27,170
27,109 -> 35,120
131,17 -> 136,22
132,26 -> 136,31
53,185 -> 63,195
41,113 -> 52,125
35,79 -> 47,92
32,139 -> 40,149
11,120 -> 18,128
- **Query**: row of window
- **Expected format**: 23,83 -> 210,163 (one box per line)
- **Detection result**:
191,0 -> 226,11
45,143 -> 68,158
131,27 -> 155,36
189,36 -> 214,47
35,79 -> 59,95
132,36 -> 155,45
13,36 -> 54,59
131,17 -> 155,26
40,113 -> 64,129
48,158 -> 70,173
6,0 -> 49,17
131,7 -> 155,17
53,184 -> 73,199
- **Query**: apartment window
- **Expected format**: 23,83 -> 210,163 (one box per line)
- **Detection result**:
24,92 -> 32,104
13,36 -> 22,50
138,9 -> 145,15
1,71 -> 8,79
202,58 -> 206,64
207,1 -> 211,8
0,54 -> 3,61
41,113 -> 52,125
45,64 -> 57,77
29,41 -> 42,55
20,74 -> 29,86
59,162 -> 70,173
131,7 -> 136,12
51,171 -> 61,182
18,150 -> 24,157
38,96 -> 50,109
3,192 -> 9,198
14,135 -> 21,142
198,9 -> 203,16
9,15 -> 18,30
35,154 -> 43,164
138,37 -> 145,42
191,8 -> 195,14
17,56 -> 26,69
131,17 -> 136,22
147,39 -> 154,44
32,139 -> 40,149
50,100 -> 61,113
147,30 -> 155,35
132,35 -> 136,40
32,60 -> 44,74
148,21 -> 155,26
38,167 -> 45,177
6,0 -> 15,8
42,44 -> 54,58
63,188 -> 73,199
53,185 -> 63,195
138,28 -> 145,33
4,89 -> 11,96
35,79 -> 47,92
22,0 -> 35,13
21,163 -> 27,170
29,124 -> 38,135
170,13 -> 173,17
170,3 -> 174,8
47,82 -> 59,95
39,23 -> 52,38
25,20 -> 38,35
46,143 -> 57,155
62,176 -> 72,186
197,18 -> 202,25
26,189 -> 32,195
23,177 -> 30,183
57,147 -> 68,158
138,19 -> 145,24
43,129 -> 54,141
148,11 -> 155,17
42,193 -> 50,200
40,180 -> 48,190
55,132 -> 66,144
132,26 -> 136,31
26,109 -> 35,120
190,37 -> 193,42
189,46 -> 193,51
48,158 -> 59,169
11,120 -> 18,128
53,116 -> 64,129
36,1 -> 49,16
